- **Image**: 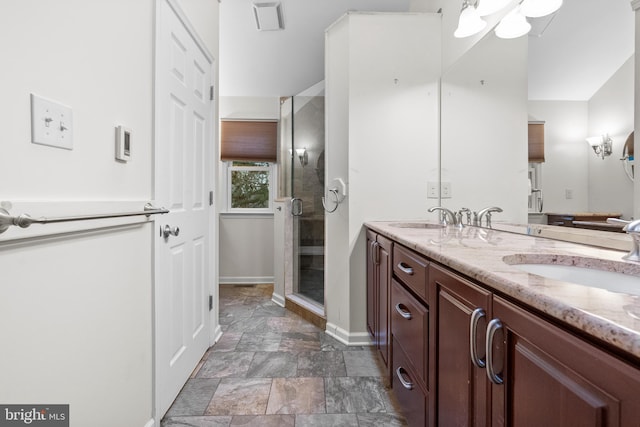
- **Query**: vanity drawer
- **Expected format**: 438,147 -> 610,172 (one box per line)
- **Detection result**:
393,245 -> 429,300
392,337 -> 427,427
391,279 -> 428,388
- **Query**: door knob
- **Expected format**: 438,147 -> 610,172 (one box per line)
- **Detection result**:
162,225 -> 180,238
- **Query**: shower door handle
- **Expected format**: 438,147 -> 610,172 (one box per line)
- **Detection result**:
291,198 -> 303,216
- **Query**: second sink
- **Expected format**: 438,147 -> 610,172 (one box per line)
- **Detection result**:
503,254 -> 640,296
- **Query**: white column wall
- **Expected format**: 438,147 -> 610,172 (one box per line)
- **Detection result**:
325,13 -> 441,342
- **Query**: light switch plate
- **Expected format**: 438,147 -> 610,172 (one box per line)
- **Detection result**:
30,93 -> 73,150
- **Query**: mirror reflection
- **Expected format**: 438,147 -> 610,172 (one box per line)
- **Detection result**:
442,0 -> 635,236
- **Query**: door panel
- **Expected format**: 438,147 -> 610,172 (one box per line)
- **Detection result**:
155,0 -> 213,419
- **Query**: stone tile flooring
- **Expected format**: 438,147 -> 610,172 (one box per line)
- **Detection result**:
162,284 -> 408,427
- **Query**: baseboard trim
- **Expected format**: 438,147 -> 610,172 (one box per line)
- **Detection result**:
143,418 -> 155,427
271,292 -> 285,307
325,322 -> 373,346
218,276 -> 274,285
211,324 -> 223,345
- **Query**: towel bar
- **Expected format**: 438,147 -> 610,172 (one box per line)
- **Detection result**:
0,203 -> 169,234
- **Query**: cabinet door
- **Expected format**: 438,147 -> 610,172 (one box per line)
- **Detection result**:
366,230 -> 377,339
430,264 -> 492,427
490,296 -> 640,427
377,234 -> 392,366
365,230 -> 391,367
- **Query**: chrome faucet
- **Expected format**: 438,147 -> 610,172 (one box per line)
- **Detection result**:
622,219 -> 640,262
428,206 -> 459,227
476,206 -> 503,228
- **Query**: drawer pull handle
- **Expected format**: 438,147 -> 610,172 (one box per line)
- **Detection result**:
469,307 -> 486,368
397,262 -> 414,275
396,367 -> 414,390
486,318 -> 504,385
395,303 -> 412,320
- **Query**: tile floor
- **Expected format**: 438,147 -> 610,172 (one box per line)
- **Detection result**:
161,284 -> 408,427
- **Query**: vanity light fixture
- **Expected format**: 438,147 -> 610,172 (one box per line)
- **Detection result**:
586,134 -> 613,160
494,6 -> 531,39
455,0 -> 562,39
454,0 -> 487,38
296,147 -> 308,166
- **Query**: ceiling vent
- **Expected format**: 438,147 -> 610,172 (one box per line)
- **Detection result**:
253,2 -> 284,31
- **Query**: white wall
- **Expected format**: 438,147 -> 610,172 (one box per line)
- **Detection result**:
219,214 -> 275,283
0,1 -> 219,426
218,97 -> 279,284
325,13 -> 441,342
588,55 -> 635,219
527,55 -> 635,219
441,33 -> 529,224
528,101 -> 589,213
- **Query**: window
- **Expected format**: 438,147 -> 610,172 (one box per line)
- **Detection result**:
226,161 -> 274,212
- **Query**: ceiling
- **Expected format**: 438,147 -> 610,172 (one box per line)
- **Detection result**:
219,0 -> 635,101
219,0 -> 411,97
528,0 -> 634,100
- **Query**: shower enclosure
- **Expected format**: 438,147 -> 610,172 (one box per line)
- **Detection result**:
280,81 -> 325,307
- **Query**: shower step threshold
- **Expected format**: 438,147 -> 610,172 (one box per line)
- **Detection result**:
285,294 -> 326,330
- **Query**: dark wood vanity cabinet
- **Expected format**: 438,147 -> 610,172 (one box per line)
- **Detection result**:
366,229 -> 640,427
366,230 -> 392,367
429,264 -> 492,427
430,263 -> 640,427
491,295 -> 640,426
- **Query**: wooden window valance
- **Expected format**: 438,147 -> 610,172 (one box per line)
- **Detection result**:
528,122 -> 545,163
220,120 -> 278,162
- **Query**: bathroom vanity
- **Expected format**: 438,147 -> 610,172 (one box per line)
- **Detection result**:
365,222 -> 640,426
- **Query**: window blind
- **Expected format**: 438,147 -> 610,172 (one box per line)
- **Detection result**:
220,120 -> 278,162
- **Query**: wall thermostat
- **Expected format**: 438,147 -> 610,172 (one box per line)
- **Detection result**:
115,125 -> 132,162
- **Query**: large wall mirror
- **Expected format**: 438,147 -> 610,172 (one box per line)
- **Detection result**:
440,0 -> 636,234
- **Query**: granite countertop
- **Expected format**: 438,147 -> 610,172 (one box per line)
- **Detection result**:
365,220 -> 640,361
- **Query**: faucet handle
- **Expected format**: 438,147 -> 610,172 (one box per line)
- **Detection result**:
623,219 -> 640,233
458,207 -> 472,225
621,219 -> 640,262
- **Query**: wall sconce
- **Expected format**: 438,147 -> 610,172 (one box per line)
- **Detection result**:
586,134 -> 613,160
296,147 -> 308,166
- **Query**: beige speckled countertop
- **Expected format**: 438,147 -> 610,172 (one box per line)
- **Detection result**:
365,221 -> 640,361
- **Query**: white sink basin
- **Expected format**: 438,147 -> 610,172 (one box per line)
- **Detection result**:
503,254 -> 640,296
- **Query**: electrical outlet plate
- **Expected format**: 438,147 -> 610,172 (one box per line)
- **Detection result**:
30,93 -> 73,150
441,182 -> 452,199
427,182 -> 439,198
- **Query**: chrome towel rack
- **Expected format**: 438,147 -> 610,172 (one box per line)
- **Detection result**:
0,203 -> 169,234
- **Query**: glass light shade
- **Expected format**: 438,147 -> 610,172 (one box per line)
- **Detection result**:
454,4 -> 487,38
494,6 -> 531,39
475,0 -> 511,17
520,0 -> 563,18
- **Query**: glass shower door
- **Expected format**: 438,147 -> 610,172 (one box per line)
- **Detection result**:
291,82 -> 325,307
